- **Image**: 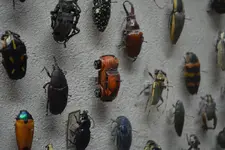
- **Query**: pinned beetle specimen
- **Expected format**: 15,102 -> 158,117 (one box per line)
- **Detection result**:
42,56 -> 69,115
173,100 -> 185,137
0,30 -> 27,80
92,0 -> 116,32
207,0 -> 225,13
186,134 -> 200,150
139,69 -> 171,114
46,144 -> 53,150
13,0 -> 26,9
121,0 -> 144,62
111,116 -> 132,150
94,55 -> 121,102
50,0 -> 81,48
199,94 -> 217,130
183,52 -> 201,95
67,110 -> 94,150
217,128 -> 225,148
15,110 -> 34,150
215,31 -> 225,71
144,140 -> 162,150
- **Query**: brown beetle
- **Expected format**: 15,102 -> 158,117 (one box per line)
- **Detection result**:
94,55 -> 121,102
122,0 -> 144,62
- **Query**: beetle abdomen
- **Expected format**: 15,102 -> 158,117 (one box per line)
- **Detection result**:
125,31 -> 143,58
75,128 -> 91,150
150,82 -> 162,105
184,61 -> 200,94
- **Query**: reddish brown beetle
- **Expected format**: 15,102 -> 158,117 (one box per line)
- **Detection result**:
122,0 -> 144,62
94,55 -> 121,102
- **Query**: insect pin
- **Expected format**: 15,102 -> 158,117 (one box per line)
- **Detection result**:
15,110 -> 34,150
0,30 -> 27,80
94,55 -> 121,102
111,116 -> 132,150
121,0 -> 144,62
67,110 -> 95,150
139,69 -> 172,114
45,144 -> 53,150
199,94 -> 217,130
42,56 -> 69,115
217,127 -> 225,148
183,52 -> 201,95
144,140 -> 162,150
50,0 -> 81,48
186,134 -> 200,150
92,0 -> 117,32
215,31 -> 225,71
173,100 -> 185,137
207,0 -> 225,13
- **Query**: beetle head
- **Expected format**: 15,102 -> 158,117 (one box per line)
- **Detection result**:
155,70 -> 166,81
16,110 -> 33,123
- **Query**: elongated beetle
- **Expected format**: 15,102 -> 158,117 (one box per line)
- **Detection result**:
121,0 -> 144,61
67,110 -> 95,150
46,144 -> 53,150
217,128 -> 225,148
13,0 -> 26,9
111,116 -> 132,150
207,0 -> 225,13
173,100 -> 185,137
215,31 -> 225,71
144,140 -> 162,150
199,94 -> 217,130
183,52 -> 201,95
92,0 -> 117,32
0,30 -> 28,80
15,110 -> 34,150
139,69 -> 172,114
50,0 -> 81,48
42,56 -> 69,115
94,55 -> 121,102
186,134 -> 200,150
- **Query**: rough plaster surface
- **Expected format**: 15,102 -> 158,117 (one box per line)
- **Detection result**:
1,0 -> 225,149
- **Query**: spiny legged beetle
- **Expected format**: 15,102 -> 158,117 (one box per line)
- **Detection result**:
186,134 -> 200,150
111,116 -> 132,150
67,110 -> 95,150
199,94 -> 217,130
42,56 -> 69,115
50,0 -> 81,48
139,69 -> 172,114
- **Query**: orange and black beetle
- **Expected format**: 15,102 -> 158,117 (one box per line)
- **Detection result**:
94,55 -> 121,102
15,110 -> 34,150
122,0 -> 144,62
183,52 -> 201,95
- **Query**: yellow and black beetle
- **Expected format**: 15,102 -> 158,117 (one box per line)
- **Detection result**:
15,110 -> 34,150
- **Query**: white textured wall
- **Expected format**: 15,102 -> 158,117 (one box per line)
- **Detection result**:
1,0 -> 225,149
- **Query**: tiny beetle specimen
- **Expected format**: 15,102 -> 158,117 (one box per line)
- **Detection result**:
50,0 -> 81,47
139,69 -> 171,114
15,110 -> 34,150
199,94 -> 217,130
173,100 -> 185,137
111,116 -> 132,150
183,52 -> 201,95
217,127 -> 225,148
186,134 -> 200,150
144,140 -> 162,150
94,55 -> 121,102
121,0 -> 144,61
67,110 -> 94,150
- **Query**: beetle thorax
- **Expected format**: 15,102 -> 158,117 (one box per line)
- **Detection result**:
51,69 -> 67,87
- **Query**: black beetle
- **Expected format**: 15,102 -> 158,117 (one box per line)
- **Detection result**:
217,127 -> 225,148
67,110 -> 95,150
111,116 -> 132,150
42,56 -> 69,115
50,0 -> 81,48
173,100 -> 185,137
0,30 -> 28,80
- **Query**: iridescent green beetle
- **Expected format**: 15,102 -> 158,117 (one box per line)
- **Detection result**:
215,31 -> 225,71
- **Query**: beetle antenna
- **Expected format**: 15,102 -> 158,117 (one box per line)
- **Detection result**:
153,0 -> 164,9
123,0 -> 134,17
88,115 -> 95,128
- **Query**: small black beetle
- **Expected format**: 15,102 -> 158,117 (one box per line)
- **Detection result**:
50,0 -> 81,48
67,110 -> 94,150
173,100 -> 185,137
111,116 -> 132,150
42,56 -> 69,115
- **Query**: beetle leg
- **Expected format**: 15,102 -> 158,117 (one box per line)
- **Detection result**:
145,98 -> 150,111
156,96 -> 164,111
68,139 -> 76,145
139,84 -> 152,96
111,126 -> 117,136
202,113 -> 208,130
43,82 -> 50,93
213,115 -> 217,129
148,72 -> 155,80
70,129 -> 76,136
41,67 -> 51,78
46,100 -> 49,116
